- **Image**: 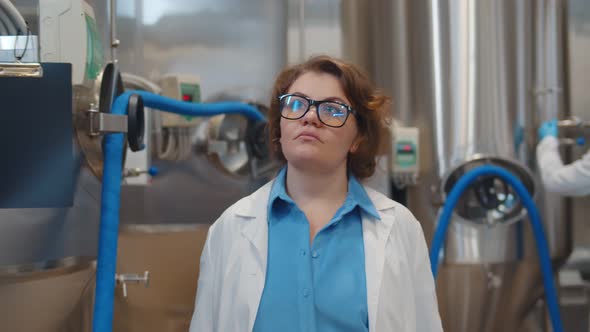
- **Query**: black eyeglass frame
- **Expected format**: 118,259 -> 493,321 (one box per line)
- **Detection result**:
278,93 -> 357,128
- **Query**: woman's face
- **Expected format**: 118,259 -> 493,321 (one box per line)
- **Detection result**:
279,71 -> 360,173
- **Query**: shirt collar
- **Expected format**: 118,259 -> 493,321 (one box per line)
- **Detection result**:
347,174 -> 381,220
268,166 -> 293,206
268,166 -> 381,220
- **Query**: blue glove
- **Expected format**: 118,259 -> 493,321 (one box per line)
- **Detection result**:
538,119 -> 558,140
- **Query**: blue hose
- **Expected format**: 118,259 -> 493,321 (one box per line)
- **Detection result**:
122,90 -> 265,121
92,102 -> 126,332
429,165 -> 563,332
92,92 -> 266,332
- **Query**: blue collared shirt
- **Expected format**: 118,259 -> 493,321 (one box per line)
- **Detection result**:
252,167 -> 380,332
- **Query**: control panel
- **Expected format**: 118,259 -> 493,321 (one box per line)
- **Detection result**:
392,126 -> 419,187
158,75 -> 202,127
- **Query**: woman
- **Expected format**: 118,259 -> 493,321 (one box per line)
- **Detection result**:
537,119 -> 590,196
189,56 -> 442,332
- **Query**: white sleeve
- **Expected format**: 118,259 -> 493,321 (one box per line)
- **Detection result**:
410,218 -> 444,332
536,136 -> 590,196
189,226 -> 217,332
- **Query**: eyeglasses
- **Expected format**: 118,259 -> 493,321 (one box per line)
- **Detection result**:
278,94 -> 357,128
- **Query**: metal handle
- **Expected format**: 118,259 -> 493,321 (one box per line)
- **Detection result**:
115,271 -> 150,298
558,117 -> 590,129
558,137 -> 586,147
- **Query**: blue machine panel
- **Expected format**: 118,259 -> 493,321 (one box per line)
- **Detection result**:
0,63 -> 74,208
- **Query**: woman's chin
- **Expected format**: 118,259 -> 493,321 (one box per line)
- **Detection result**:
285,152 -> 324,167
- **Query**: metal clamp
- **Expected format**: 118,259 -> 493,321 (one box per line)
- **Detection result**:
115,271 -> 150,298
558,116 -> 590,129
86,104 -> 128,136
0,62 -> 43,78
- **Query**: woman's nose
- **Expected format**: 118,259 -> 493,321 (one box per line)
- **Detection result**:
301,105 -> 321,127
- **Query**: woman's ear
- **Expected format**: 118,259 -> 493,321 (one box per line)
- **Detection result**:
350,135 -> 363,153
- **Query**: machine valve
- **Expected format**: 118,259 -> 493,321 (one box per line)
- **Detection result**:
123,166 -> 159,178
115,271 -> 150,298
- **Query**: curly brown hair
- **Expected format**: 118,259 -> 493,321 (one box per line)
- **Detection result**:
268,55 -> 391,179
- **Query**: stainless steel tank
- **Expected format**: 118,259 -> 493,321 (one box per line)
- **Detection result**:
342,0 -> 571,331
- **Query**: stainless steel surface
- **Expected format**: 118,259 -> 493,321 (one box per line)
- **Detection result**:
297,0 -> 305,61
110,0 -> 119,62
0,35 -> 38,62
441,156 -> 535,226
89,109 -> 128,135
116,0 -> 286,103
112,224 -> 209,332
559,270 -> 590,332
114,0 -> 287,226
438,261 -> 551,332
0,256 -> 94,277
532,0 -> 571,262
0,61 -> 42,77
557,116 -> 590,129
0,166 -> 101,267
568,0 -> 590,249
342,0 -> 572,331
193,114 -> 250,176
0,261 -> 95,332
287,0 -> 342,63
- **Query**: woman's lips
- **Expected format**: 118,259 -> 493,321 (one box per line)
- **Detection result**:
296,131 -> 322,142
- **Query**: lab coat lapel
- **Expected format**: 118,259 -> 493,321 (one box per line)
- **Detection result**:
237,182 -> 273,332
363,187 -> 395,331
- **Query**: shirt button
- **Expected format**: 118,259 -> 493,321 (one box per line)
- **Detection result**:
302,288 -> 310,298
311,251 -> 319,258
300,249 -> 306,256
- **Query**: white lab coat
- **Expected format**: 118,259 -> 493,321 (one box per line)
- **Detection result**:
189,180 -> 443,332
537,136 -> 590,196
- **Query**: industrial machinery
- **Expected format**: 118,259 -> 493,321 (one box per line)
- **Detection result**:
0,1 -> 114,331
343,0 -> 571,331
111,73 -> 272,332
2,0 -> 279,327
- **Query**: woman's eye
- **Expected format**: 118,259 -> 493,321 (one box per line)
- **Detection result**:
325,105 -> 345,117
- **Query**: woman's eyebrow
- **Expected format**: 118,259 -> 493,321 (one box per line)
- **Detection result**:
323,96 -> 347,103
290,92 -> 349,104
290,91 -> 309,98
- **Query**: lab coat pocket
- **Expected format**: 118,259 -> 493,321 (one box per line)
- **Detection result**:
378,240 -> 414,331
217,240 -> 261,331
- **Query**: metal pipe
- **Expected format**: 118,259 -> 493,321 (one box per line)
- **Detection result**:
0,12 -> 9,35
557,116 -> 590,129
0,0 -> 26,34
109,0 -> 119,62
0,4 -> 18,35
298,0 -> 305,61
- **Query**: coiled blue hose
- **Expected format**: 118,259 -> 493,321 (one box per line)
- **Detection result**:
92,91 -> 265,332
429,165 -> 563,332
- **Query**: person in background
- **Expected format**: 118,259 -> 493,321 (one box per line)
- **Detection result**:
189,55 -> 443,332
537,119 -> 590,196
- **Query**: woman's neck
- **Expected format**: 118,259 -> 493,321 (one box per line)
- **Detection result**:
285,163 -> 349,208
